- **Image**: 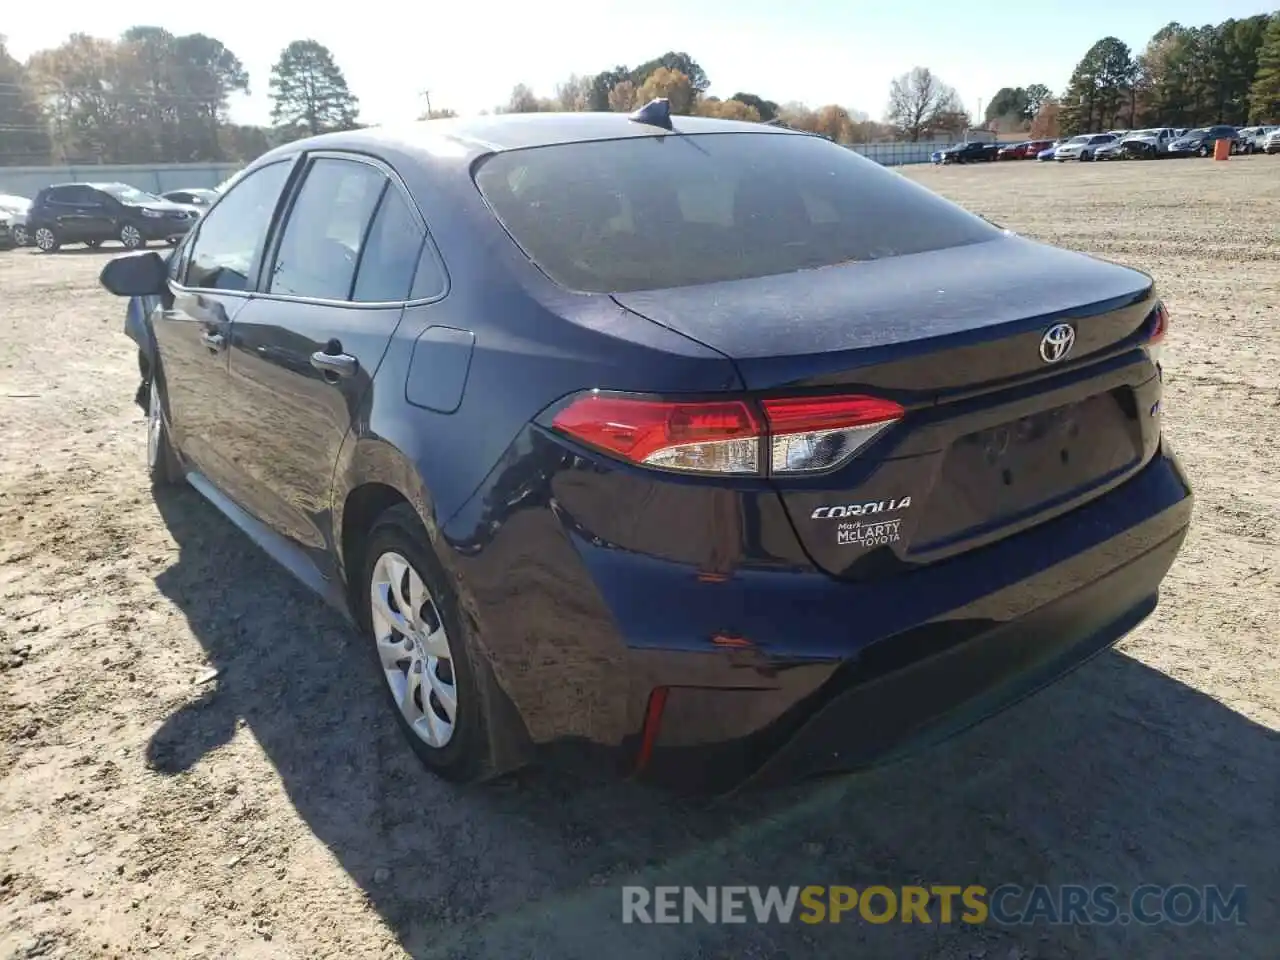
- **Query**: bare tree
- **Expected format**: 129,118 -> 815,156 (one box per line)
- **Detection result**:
502,83 -> 552,113
607,80 -> 638,112
554,73 -> 592,111
886,67 -> 966,141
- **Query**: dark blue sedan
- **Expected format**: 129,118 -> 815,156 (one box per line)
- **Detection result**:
99,101 -> 1192,792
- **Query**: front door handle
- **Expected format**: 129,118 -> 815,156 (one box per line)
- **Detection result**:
310,350 -> 358,379
200,331 -> 225,351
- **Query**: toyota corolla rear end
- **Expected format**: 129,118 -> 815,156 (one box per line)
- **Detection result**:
447,124 -> 1192,792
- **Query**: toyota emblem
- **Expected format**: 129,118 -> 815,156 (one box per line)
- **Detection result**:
1039,323 -> 1076,364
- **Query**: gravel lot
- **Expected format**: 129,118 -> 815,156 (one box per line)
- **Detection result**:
1,156 -> 1277,960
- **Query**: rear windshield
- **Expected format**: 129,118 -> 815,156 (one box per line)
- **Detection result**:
474,132 -> 999,293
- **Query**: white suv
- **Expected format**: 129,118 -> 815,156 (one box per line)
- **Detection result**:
1262,128 -> 1280,155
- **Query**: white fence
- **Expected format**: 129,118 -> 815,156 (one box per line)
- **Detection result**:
0,162 -> 242,200
847,141 -> 957,166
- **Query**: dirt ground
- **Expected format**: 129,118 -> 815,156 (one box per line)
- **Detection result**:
1,156 -> 1277,960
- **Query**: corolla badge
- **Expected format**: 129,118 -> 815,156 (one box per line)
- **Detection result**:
1039,323 -> 1076,364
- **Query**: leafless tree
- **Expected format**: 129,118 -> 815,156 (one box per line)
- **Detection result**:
886,67 -> 967,141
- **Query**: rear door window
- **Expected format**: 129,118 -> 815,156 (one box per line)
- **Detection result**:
268,157 -> 386,301
350,186 -> 427,303
474,132 -> 998,293
49,186 -> 86,205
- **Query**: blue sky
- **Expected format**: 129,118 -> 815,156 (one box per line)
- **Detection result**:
5,0 -> 1274,125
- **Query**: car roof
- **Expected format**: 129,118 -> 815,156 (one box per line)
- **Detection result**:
253,110 -> 806,172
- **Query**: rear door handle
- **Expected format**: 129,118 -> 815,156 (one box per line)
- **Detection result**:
200,331 -> 225,351
310,351 -> 358,379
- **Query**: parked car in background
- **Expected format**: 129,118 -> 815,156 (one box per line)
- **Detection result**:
162,188 -> 219,207
1036,141 -> 1062,161
0,193 -> 31,246
1054,133 -> 1116,161
998,139 -> 1055,160
1264,128 -> 1280,155
938,140 -> 1001,163
1094,138 -> 1128,160
1236,126 -> 1275,154
26,182 -> 200,253
1022,139 -> 1055,158
1120,128 -> 1178,159
95,108 -> 1190,790
1168,125 -> 1241,157
0,211 -> 11,247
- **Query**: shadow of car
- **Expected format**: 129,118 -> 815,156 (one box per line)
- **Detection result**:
143,485 -> 1277,959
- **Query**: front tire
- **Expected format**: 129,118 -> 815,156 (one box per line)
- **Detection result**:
146,377 -> 183,488
1198,144 -> 1210,158
33,226 -> 59,253
119,222 -> 146,250
11,224 -> 28,246
359,504 -> 495,783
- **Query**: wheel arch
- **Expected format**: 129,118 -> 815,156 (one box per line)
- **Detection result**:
332,443 -> 536,776
338,480 -> 412,606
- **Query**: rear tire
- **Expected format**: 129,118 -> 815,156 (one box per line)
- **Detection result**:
146,376 -> 183,488
358,503 -> 496,783
33,226 -> 59,253
11,224 -> 28,246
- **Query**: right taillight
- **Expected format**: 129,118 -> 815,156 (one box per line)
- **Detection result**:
1146,300 -> 1169,371
550,391 -> 904,477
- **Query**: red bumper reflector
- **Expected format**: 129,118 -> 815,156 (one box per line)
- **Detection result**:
634,686 -> 670,773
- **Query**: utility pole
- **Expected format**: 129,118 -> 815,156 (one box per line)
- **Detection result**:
419,89 -> 432,118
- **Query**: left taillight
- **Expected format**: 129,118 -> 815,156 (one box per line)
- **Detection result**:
550,391 -> 904,477
1146,300 -> 1169,370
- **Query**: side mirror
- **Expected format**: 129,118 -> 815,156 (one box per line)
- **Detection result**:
99,251 -> 168,297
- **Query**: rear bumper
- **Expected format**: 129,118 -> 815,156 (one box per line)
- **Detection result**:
642,521 -> 1185,792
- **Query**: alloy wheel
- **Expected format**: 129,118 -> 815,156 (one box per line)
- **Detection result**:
35,227 -> 55,251
369,551 -> 458,748
120,224 -> 143,249
11,225 -> 27,246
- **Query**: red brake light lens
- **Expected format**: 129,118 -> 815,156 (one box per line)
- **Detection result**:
551,392 -> 904,476
761,396 -> 905,434
1149,301 -> 1169,342
1146,301 -> 1169,368
551,394 -> 762,474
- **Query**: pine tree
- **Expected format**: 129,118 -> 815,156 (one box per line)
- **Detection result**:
268,40 -> 359,136
1248,16 -> 1280,122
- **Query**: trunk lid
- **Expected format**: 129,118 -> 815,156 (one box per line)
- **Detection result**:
615,236 -> 1163,579
612,235 -> 1154,396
